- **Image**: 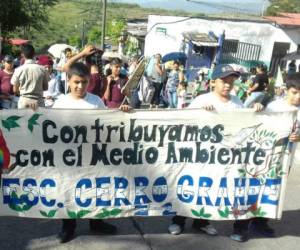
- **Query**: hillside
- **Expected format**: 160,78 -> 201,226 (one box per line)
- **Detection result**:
22,0 -> 195,51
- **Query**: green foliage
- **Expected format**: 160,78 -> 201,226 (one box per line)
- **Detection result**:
7,0 -> 197,51
266,0 -> 300,15
0,0 -> 58,36
106,19 -> 127,43
69,35 -> 82,48
87,26 -> 102,45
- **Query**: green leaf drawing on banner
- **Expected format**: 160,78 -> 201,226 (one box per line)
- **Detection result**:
250,207 -> 267,217
22,204 -> 32,211
202,213 -> 212,218
7,192 -> 33,213
110,208 -> 122,216
102,208 -> 110,217
77,210 -> 91,218
259,211 -> 267,217
191,209 -> 201,217
40,210 -> 57,218
40,210 -> 48,217
95,208 -> 122,219
191,207 -> 211,218
67,210 -> 77,219
95,212 -> 106,219
48,210 -> 57,217
8,203 -> 23,212
28,113 -> 42,132
199,207 -> 205,216
1,116 -> 21,131
218,207 -> 230,218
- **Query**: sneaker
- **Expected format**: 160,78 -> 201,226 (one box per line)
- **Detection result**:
89,220 -> 117,234
193,223 -> 218,236
250,221 -> 275,237
58,229 -> 75,243
230,229 -> 249,242
168,223 -> 184,235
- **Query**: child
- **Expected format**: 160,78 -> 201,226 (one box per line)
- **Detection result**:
103,58 -> 128,108
168,64 -> 263,242
166,61 -> 184,108
177,81 -> 187,109
258,73 -> 300,237
53,62 -> 130,243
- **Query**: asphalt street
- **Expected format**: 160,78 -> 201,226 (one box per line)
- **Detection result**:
1,155 -> 300,250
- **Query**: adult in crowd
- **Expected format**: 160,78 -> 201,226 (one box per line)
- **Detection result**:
243,64 -> 268,108
11,44 -> 48,109
0,55 -> 15,109
288,60 -> 297,76
149,54 -> 165,109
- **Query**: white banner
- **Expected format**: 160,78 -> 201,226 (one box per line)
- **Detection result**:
0,108 -> 296,220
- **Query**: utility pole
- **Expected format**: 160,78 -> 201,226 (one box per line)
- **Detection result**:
261,0 -> 266,17
101,0 -> 107,50
81,19 -> 85,48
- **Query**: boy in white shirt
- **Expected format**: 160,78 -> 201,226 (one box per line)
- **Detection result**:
168,64 -> 263,242
53,62 -> 130,243
255,73 -> 300,238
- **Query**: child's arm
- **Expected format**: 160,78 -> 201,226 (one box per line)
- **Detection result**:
103,75 -> 114,101
62,45 -> 95,72
289,133 -> 300,142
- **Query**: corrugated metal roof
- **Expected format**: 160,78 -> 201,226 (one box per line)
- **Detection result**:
182,32 -> 219,47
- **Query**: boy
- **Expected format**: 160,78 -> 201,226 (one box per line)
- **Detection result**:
168,64 -> 263,242
53,62 -> 129,243
257,73 -> 300,237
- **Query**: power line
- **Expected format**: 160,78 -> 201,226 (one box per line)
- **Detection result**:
186,0 -> 255,14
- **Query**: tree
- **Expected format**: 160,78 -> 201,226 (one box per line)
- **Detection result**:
106,18 -> 127,44
87,26 -> 102,45
266,0 -> 300,16
0,0 -> 58,36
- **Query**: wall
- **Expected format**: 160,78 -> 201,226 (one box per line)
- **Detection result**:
145,15 -> 300,66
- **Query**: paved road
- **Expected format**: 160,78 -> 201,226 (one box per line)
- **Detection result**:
1,158 -> 300,250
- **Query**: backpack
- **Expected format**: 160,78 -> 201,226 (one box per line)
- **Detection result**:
138,75 -> 155,104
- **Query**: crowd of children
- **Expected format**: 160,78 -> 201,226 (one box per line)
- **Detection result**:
1,45 -> 300,244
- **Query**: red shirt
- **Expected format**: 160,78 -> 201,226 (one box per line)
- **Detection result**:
0,70 -> 13,95
87,73 -> 105,98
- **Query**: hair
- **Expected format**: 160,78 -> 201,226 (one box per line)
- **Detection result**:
286,73 -> 300,90
173,60 -> 180,66
110,57 -> 122,66
257,63 -> 267,72
21,44 -> 35,59
67,62 -> 90,79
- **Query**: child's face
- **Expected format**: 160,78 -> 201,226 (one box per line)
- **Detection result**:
68,75 -> 89,99
212,75 -> 236,98
111,63 -> 121,76
287,87 -> 300,106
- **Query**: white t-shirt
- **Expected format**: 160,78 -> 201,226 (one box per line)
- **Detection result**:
266,99 -> 300,162
52,92 -> 106,109
188,92 -> 243,111
266,98 -> 300,123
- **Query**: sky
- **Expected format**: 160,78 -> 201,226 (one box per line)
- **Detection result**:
110,0 -> 269,15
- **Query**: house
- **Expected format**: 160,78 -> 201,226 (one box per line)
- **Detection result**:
144,14 -> 300,77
